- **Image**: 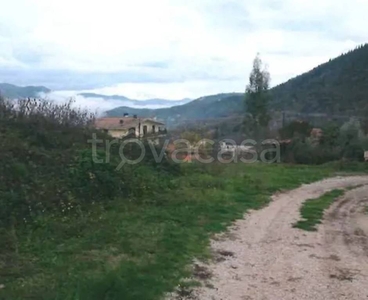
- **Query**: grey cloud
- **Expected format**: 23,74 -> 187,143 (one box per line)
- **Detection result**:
1,0 -> 366,97
0,69 -> 174,90
12,48 -> 44,65
0,33 -> 240,90
0,64 -> 239,90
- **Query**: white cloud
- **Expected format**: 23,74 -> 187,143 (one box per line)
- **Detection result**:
0,0 -> 367,101
89,79 -> 244,100
41,89 -> 194,114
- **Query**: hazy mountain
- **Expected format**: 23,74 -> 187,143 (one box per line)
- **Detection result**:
106,93 -> 244,127
0,83 -> 50,99
79,92 -> 192,108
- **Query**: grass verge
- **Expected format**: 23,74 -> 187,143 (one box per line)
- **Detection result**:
0,163 -> 364,300
293,189 -> 345,231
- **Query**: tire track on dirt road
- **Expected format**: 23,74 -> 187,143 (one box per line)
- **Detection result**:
169,176 -> 368,300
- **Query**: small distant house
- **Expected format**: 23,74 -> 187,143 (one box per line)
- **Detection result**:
95,116 -> 166,138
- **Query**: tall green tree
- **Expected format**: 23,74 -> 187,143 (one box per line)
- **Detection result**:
245,54 -> 271,132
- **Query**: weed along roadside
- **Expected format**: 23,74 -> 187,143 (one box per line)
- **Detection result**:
294,189 -> 345,231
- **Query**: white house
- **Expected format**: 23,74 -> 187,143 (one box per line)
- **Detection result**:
95,116 -> 166,138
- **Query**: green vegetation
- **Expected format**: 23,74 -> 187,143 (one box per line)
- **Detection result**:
0,98 -> 356,300
279,120 -> 312,140
281,118 -> 368,164
294,189 -> 345,231
0,83 -> 50,99
1,132 -> 363,300
0,97 -> 181,227
245,54 -> 271,131
271,44 -> 368,115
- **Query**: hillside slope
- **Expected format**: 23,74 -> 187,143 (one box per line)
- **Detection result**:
270,44 -> 368,114
0,83 -> 50,99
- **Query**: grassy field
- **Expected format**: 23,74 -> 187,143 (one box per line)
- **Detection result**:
293,189 -> 345,231
0,163 -> 364,300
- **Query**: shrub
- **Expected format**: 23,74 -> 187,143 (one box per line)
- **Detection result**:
0,97 -> 97,226
0,97 -> 179,228
67,149 -> 124,203
279,120 -> 312,140
281,118 -> 368,164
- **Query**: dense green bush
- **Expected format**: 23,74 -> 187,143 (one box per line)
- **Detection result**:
279,120 -> 312,140
0,98 -> 98,226
0,97 -> 180,229
282,118 -> 368,164
67,149 -> 124,203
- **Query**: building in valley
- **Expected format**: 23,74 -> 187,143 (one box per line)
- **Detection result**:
95,115 -> 166,138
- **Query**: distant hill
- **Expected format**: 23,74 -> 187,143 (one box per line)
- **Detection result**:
0,83 -> 50,99
270,43 -> 368,114
107,44 -> 368,127
79,93 -> 192,108
106,93 -> 244,127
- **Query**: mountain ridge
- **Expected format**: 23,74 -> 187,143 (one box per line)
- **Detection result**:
0,83 -> 50,99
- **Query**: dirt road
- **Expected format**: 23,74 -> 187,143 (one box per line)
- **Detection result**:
173,176 -> 368,300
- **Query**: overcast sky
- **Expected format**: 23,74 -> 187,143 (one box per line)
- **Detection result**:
0,0 -> 367,100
